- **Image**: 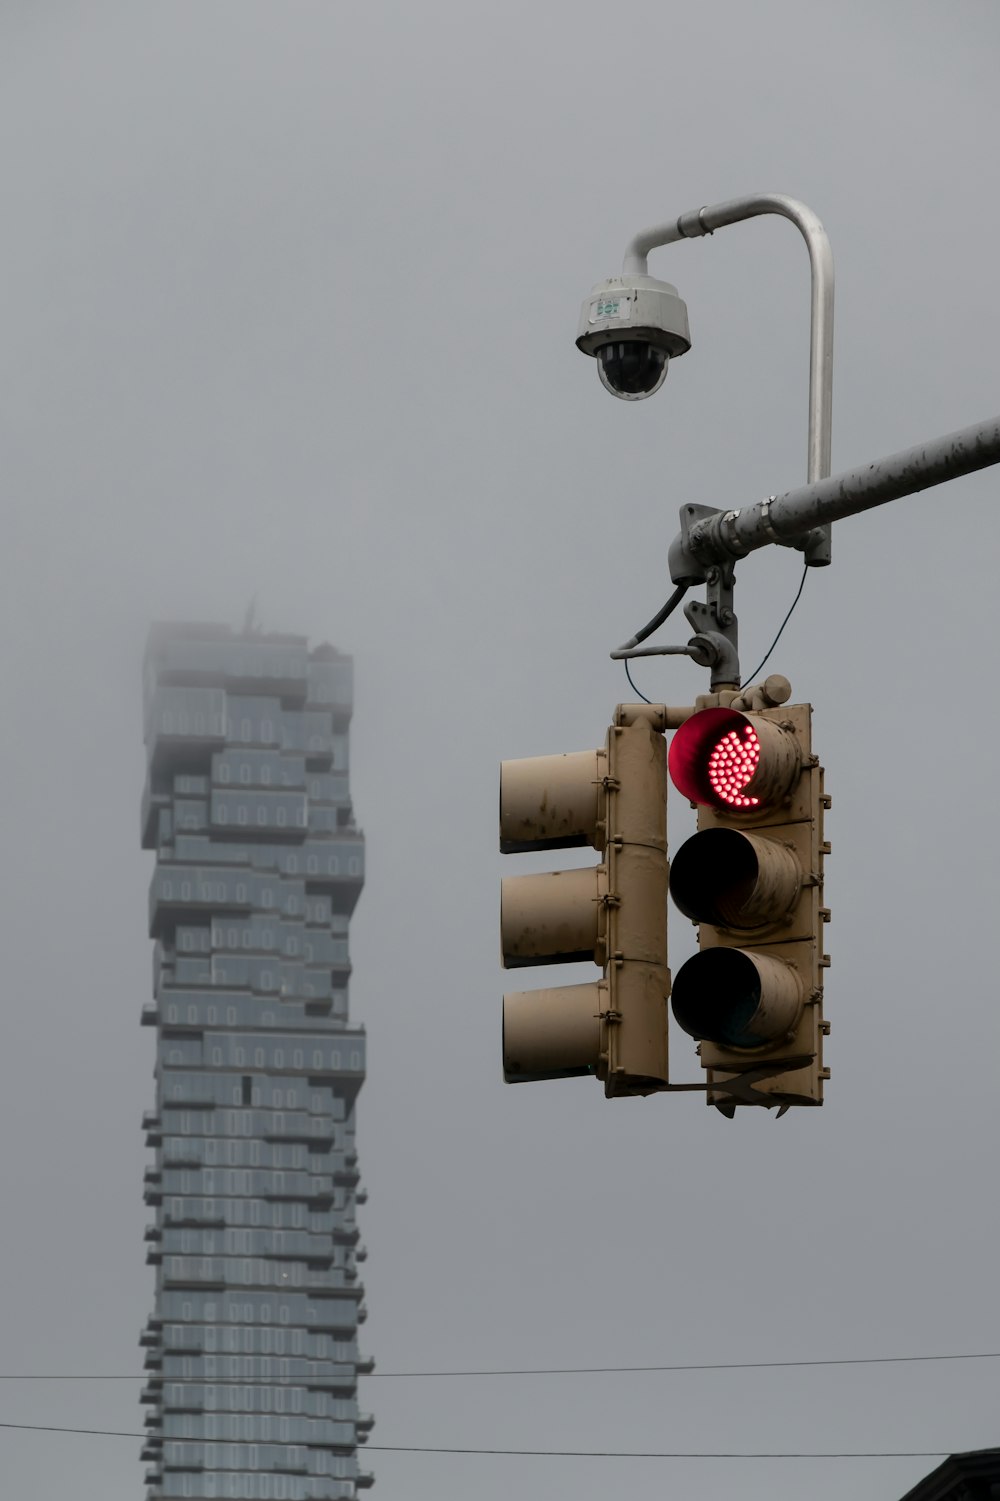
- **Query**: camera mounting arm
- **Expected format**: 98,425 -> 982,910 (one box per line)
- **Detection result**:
625,193 -> 834,566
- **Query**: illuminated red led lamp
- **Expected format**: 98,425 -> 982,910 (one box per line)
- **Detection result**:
669,707 -> 766,810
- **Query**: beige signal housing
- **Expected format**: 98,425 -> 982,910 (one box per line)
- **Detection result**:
500,714 -> 670,1097
669,702 -> 829,1112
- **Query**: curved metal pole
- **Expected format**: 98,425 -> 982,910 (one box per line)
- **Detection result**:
624,194 -> 834,494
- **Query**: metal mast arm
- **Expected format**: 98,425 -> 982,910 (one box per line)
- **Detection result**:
682,414 -> 1000,567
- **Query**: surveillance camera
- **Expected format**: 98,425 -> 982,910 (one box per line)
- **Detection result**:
576,274 -> 691,400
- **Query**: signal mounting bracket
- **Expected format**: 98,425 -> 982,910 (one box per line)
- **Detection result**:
684,559 -> 741,690
703,1055 -> 817,1117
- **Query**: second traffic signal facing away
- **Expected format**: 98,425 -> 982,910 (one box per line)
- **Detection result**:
500,711 -> 671,1098
667,703 -> 829,1113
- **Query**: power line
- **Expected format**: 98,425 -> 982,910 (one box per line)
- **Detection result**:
2,1349 -> 998,1381
363,1350 -> 1000,1379
0,1421 -> 951,1458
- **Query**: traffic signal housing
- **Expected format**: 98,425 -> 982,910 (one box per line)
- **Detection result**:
667,702 -> 829,1113
500,711 -> 670,1097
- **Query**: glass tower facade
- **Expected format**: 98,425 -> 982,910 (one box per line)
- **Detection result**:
139,622 -> 374,1500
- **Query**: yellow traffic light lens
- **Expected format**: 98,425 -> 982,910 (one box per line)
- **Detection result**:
669,827 -> 802,931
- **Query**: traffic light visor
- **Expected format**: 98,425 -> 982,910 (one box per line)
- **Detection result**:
503,983 -> 603,1083
668,707 -> 799,810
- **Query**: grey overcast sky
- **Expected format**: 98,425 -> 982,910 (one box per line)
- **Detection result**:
2,3 -> 999,1499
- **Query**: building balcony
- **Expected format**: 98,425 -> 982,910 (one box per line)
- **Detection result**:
144,1225 -> 162,1242
140,779 -> 170,850
141,1005 -> 159,1027
357,1469 -> 376,1489
144,685 -> 228,765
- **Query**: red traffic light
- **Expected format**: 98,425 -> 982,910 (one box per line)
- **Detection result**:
668,707 -> 800,811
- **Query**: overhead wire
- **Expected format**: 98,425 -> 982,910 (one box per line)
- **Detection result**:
743,562 -> 808,684
0,1421 -> 952,1458
2,1348 -> 999,1381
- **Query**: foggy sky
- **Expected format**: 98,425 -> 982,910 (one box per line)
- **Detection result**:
2,4 -> 999,1500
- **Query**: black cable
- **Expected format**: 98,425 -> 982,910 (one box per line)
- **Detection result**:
4,1349 -> 999,1381
615,582 -> 689,654
0,1421 -> 950,1458
743,564 -> 808,685
623,657 -> 651,704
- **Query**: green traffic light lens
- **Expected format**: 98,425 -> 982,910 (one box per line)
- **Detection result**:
671,949 -> 764,1049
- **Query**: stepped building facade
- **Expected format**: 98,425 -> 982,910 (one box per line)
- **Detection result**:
139,622 -> 373,1500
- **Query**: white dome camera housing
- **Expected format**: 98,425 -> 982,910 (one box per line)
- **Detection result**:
576,274 -> 691,400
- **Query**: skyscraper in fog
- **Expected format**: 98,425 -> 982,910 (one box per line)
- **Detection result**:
139,622 -> 373,1500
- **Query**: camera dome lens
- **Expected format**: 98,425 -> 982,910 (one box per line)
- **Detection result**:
597,342 -> 669,398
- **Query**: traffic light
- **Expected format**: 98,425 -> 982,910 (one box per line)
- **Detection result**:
667,702 -> 829,1114
500,711 -> 670,1097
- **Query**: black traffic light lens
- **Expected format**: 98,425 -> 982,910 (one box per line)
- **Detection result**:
670,828 -> 759,928
671,948 -> 763,1049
